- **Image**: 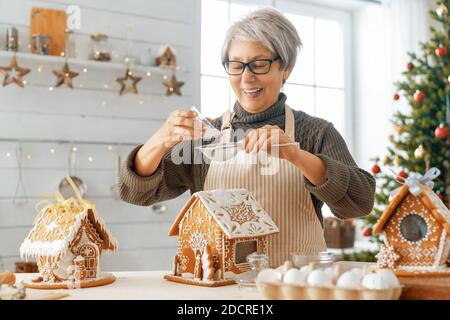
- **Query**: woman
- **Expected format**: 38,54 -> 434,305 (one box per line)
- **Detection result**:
119,8 -> 375,266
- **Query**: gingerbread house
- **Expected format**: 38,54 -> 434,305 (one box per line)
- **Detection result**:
164,189 -> 279,287
373,183 -> 450,276
20,186 -> 118,288
155,46 -> 177,68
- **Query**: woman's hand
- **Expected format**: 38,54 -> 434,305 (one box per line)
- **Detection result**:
157,109 -> 206,150
134,109 -> 204,177
241,125 -> 300,162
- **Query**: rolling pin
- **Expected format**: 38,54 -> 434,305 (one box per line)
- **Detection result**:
0,272 -> 16,286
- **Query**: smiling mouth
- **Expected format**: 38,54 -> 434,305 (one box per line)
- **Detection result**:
242,87 -> 263,97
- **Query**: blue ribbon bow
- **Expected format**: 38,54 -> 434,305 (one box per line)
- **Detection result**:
390,167 -> 441,197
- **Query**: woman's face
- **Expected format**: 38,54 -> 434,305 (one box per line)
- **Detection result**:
226,38 -> 291,113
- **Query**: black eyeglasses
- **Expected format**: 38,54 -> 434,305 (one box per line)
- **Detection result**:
222,56 -> 281,75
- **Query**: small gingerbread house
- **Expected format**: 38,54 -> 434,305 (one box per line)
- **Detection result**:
373,183 -> 450,276
165,189 -> 279,286
155,46 -> 177,68
20,195 -> 118,285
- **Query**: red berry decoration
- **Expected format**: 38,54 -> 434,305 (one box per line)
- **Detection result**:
371,164 -> 381,175
393,93 -> 400,101
407,62 -> 414,71
436,45 -> 447,57
362,227 -> 373,237
413,90 -> 425,102
435,124 -> 449,140
396,171 -> 408,182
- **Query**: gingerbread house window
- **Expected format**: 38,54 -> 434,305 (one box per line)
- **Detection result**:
400,214 -> 428,242
235,240 -> 257,264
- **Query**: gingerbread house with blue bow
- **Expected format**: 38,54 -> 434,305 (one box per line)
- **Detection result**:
373,169 -> 450,276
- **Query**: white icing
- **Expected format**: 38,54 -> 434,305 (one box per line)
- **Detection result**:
195,189 -> 279,239
20,204 -> 118,261
434,228 -> 447,267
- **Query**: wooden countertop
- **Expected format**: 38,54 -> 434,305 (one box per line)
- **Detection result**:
14,271 -> 262,300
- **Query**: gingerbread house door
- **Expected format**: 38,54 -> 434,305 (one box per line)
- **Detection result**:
78,244 -> 99,278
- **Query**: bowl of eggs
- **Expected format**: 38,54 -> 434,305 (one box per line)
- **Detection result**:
256,261 -> 402,300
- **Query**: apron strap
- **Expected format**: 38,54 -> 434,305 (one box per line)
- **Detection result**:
284,104 -> 295,141
220,104 -> 295,142
221,111 -> 235,143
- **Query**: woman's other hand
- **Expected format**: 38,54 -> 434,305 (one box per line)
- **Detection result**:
241,124 -> 300,161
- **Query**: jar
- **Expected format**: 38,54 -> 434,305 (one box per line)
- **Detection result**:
89,33 -> 111,62
6,27 -> 18,52
290,251 -> 335,270
235,252 -> 269,292
32,34 -> 50,55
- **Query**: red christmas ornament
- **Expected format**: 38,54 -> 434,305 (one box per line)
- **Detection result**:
362,227 -> 373,237
371,164 -> 381,175
413,90 -> 425,102
396,171 -> 408,182
393,93 -> 400,101
435,124 -> 449,140
438,193 -> 445,202
393,123 -> 405,135
407,62 -> 414,71
436,45 -> 447,57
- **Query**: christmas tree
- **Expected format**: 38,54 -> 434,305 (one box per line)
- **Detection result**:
357,0 -> 450,261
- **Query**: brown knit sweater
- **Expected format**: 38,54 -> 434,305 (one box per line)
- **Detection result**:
119,93 -> 376,226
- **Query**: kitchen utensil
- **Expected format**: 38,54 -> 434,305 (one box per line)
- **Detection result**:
151,203 -> 167,214
13,146 -> 28,205
58,148 -> 87,198
196,141 -> 299,162
190,106 -> 221,140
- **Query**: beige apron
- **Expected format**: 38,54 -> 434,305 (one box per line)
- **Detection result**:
204,104 -> 327,267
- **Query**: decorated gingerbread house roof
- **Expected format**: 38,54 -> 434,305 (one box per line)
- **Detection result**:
374,184 -> 450,234
168,189 -> 279,239
20,199 -> 118,260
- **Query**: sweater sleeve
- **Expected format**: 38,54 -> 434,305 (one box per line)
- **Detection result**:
303,123 -> 376,219
118,141 -> 195,206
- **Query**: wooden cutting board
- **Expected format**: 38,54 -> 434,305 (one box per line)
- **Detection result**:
400,276 -> 450,300
30,7 -> 67,56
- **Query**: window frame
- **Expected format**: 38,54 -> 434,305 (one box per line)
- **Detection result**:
200,0 -> 354,151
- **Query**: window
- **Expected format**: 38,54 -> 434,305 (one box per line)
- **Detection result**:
400,214 -> 428,242
200,0 -> 352,143
201,0 -> 352,217
234,240 -> 257,264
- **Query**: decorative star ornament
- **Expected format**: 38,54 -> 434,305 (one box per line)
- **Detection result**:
115,69 -> 142,95
163,74 -> 184,96
53,62 -> 79,88
0,55 -> 31,88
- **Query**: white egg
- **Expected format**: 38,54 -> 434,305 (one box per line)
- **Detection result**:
336,270 -> 361,289
361,269 -> 400,290
283,268 -> 307,285
307,269 -> 333,287
349,267 -> 363,279
299,265 -> 311,274
324,267 -> 335,280
377,269 -> 400,287
256,268 -> 282,284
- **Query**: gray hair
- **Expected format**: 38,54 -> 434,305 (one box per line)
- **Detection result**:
221,8 -> 302,71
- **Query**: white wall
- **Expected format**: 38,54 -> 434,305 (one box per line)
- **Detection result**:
352,0 -> 431,172
0,0 -> 201,272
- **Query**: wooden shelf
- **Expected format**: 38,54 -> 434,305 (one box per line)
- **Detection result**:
0,50 -> 187,76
